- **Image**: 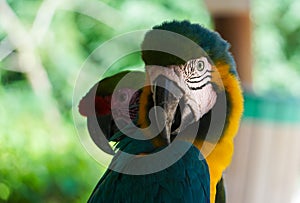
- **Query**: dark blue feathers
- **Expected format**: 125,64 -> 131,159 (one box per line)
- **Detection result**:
88,126 -> 210,203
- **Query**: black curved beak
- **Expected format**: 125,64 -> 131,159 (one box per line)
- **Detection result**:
152,75 -> 183,144
87,116 -> 115,155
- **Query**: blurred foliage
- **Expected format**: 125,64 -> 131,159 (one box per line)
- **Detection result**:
1,0 -> 300,202
0,86 -> 104,203
252,0 -> 300,96
0,0 -> 210,202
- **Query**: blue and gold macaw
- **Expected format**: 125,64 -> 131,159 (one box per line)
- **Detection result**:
79,20 -> 243,203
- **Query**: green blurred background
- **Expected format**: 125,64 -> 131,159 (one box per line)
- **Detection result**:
0,0 -> 300,202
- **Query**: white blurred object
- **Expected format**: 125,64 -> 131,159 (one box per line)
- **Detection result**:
226,119 -> 300,203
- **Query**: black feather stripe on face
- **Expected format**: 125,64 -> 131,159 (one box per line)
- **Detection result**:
179,57 -> 214,91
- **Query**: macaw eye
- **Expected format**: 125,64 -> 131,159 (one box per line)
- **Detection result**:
197,61 -> 204,71
118,92 -> 128,102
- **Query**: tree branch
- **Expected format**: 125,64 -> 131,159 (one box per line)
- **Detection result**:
0,0 -> 62,124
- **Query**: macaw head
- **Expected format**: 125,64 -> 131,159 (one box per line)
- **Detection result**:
79,71 -> 145,154
139,20 -> 241,145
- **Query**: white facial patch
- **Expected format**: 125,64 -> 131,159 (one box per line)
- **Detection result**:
146,59 -> 217,129
179,57 -> 217,117
193,83 -> 217,117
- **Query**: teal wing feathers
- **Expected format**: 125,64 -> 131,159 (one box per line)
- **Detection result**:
88,142 -> 210,203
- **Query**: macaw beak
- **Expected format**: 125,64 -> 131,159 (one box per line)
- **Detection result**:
152,75 -> 183,144
87,116 -> 115,155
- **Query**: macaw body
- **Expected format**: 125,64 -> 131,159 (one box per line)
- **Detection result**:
88,132 -> 210,203
79,20 -> 243,203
